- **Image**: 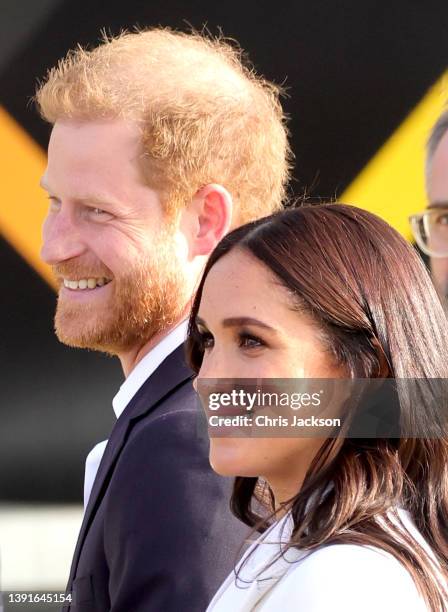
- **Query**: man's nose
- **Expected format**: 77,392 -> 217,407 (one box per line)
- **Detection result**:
40,208 -> 86,265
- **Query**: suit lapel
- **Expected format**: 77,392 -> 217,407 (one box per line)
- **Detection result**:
67,344 -> 193,585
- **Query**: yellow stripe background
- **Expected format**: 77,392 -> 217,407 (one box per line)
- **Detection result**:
341,73 -> 448,239
0,106 -> 55,287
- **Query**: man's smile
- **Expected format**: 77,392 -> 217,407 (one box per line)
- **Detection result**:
61,277 -> 113,290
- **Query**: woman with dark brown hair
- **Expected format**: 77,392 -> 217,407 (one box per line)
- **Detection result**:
186,204 -> 448,611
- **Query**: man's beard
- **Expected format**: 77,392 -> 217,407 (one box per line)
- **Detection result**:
53,235 -> 190,355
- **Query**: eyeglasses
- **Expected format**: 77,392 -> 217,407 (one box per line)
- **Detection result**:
409,208 -> 448,258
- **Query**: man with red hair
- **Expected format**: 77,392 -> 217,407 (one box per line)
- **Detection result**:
37,27 -> 290,611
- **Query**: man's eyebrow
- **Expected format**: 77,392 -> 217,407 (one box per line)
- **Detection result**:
195,315 -> 276,332
428,201 -> 448,209
38,181 -> 122,208
75,194 -> 121,208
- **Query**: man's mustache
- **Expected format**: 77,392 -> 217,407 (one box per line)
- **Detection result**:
52,262 -> 114,279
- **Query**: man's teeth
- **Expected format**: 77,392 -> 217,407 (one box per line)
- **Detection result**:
63,278 -> 110,290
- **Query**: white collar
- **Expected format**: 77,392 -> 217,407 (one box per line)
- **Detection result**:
207,507 -> 428,612
112,320 -> 189,419
206,512 -> 303,611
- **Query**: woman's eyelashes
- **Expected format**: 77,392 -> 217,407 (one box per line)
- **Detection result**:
197,329 -> 214,349
237,331 -> 266,349
196,327 -> 266,352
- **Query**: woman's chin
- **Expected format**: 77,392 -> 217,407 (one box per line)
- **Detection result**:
209,441 -> 258,477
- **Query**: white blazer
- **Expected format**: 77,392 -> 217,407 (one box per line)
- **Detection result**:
207,509 -> 435,611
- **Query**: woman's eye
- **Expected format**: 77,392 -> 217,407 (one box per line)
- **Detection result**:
238,333 -> 265,349
198,331 -> 214,350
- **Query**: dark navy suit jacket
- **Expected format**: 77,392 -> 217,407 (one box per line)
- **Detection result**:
64,344 -> 247,611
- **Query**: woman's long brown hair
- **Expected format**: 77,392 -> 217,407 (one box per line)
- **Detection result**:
186,204 -> 448,610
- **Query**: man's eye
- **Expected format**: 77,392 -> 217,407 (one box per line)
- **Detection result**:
435,213 -> 448,226
88,207 -> 113,220
238,333 -> 264,349
48,196 -> 60,212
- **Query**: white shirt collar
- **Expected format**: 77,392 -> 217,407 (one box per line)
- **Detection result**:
112,319 -> 189,419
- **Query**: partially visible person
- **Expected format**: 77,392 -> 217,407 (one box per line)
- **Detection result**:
187,204 -> 448,612
410,109 -> 448,313
35,28 -> 291,611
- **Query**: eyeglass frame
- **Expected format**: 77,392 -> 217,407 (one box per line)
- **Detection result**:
409,207 -> 448,258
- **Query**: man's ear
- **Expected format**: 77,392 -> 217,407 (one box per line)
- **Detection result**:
185,184 -> 233,258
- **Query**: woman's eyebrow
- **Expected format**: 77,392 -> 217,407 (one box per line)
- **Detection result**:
195,315 -> 277,333
222,317 -> 277,333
